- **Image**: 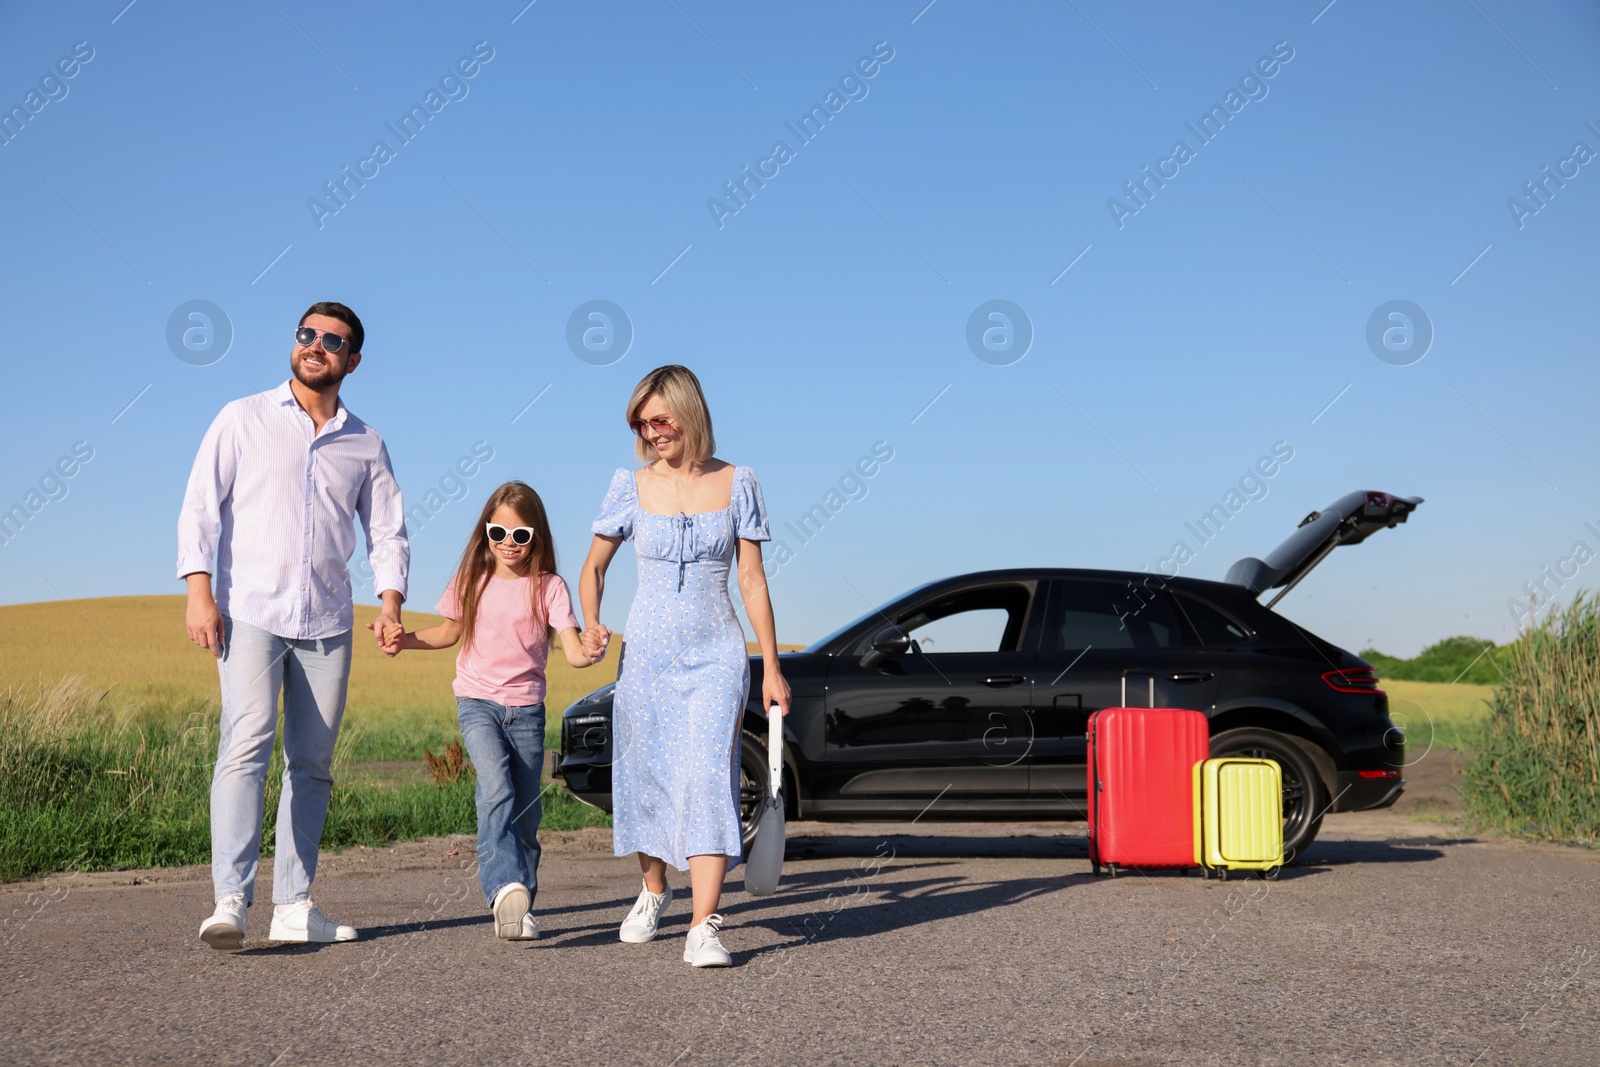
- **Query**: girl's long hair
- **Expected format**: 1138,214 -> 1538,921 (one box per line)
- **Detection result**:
453,481 -> 558,653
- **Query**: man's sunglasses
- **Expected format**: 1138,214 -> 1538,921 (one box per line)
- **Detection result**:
629,415 -> 676,436
486,523 -> 536,546
295,326 -> 350,353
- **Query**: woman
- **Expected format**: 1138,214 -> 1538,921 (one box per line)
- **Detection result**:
579,364 -> 789,968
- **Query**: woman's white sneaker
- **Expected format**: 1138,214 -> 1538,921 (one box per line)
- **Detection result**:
268,899 -> 356,943
683,913 -> 732,967
198,893 -> 247,950
618,882 -> 672,943
491,883 -> 532,940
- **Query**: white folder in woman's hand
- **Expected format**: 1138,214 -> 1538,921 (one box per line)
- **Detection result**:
743,706 -> 785,896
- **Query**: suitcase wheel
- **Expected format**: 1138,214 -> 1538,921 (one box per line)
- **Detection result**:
1091,861 -> 1101,876
1216,866 -> 1229,881
1106,863 -> 1120,879
1260,866 -> 1281,881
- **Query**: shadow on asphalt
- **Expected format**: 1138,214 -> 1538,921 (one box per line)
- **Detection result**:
537,860 -> 1077,951
1292,839 -> 1456,866
236,914 -> 491,951
786,833 -> 1087,860
729,869 -> 1078,956
484,837 -> 1459,950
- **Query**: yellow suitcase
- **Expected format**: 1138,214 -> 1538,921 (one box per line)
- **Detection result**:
1194,757 -> 1284,879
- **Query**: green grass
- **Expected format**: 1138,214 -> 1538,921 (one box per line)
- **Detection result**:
340,711 -> 465,762
0,677 -> 607,882
340,709 -> 565,761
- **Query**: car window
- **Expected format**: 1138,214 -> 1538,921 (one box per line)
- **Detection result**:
1176,594 -> 1251,645
905,608 -> 1010,653
1044,580 -> 1186,653
869,584 -> 1032,655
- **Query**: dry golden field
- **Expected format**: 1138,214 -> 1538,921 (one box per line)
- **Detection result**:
0,595 -> 803,727
0,595 -> 618,727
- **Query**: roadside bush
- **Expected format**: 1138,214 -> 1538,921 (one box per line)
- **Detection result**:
1465,594 -> 1600,842
1360,635 -> 1502,685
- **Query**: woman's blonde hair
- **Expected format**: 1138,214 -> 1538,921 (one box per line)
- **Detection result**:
627,364 -> 716,465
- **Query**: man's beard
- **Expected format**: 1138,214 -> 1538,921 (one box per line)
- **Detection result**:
292,354 -> 347,392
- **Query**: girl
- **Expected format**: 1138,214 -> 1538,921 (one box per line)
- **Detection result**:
378,481 -> 600,941
579,364 -> 788,968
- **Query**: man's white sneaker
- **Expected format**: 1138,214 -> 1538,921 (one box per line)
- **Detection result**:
198,893 -> 247,950
618,882 -> 672,943
268,899 -> 356,943
683,913 -> 732,968
515,912 -> 540,941
492,883 -> 532,941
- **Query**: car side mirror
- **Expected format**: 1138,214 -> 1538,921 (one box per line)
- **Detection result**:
860,624 -> 911,668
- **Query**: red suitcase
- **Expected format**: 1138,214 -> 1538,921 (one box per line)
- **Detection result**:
1086,672 -> 1209,876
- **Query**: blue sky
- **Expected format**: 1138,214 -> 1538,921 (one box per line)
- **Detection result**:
2,0 -> 1597,657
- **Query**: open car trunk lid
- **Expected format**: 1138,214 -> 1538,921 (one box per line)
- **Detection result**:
1225,490 -> 1422,607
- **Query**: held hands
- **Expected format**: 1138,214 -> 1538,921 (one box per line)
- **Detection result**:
365,619 -> 405,657
579,623 -> 612,664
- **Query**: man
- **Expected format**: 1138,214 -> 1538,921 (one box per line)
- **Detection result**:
178,301 -> 408,949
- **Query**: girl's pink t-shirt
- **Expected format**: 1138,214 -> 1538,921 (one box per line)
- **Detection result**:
435,572 -> 580,706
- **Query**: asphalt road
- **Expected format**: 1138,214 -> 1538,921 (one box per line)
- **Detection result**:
4,800 -> 1597,1066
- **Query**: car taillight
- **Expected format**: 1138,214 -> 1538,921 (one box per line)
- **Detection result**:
1358,769 -> 1401,779
1322,668 -> 1384,694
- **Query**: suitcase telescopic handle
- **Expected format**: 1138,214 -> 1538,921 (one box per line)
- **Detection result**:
1121,669 -> 1156,708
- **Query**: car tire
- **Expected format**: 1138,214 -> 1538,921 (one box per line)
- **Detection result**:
1208,728 -> 1329,861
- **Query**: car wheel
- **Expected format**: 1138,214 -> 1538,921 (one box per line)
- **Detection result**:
1208,728 -> 1329,860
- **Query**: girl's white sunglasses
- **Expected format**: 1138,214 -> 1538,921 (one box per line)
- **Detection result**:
486,523 -> 535,546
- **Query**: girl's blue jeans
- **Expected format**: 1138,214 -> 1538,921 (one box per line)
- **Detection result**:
456,697 -> 545,907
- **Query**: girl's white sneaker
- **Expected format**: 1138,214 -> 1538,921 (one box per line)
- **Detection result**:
683,914 -> 732,967
618,882 -> 672,943
198,893 -> 247,950
491,883 -> 531,940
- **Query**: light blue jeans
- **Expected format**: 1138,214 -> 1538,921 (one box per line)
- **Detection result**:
456,697 -> 545,907
212,616 -> 351,905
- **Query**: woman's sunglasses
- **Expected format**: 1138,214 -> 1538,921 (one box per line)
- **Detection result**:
629,415 -> 676,436
295,326 -> 349,353
485,523 -> 536,546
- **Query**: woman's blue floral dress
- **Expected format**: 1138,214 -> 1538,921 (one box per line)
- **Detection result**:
590,465 -> 770,869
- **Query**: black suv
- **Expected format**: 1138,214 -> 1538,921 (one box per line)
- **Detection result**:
556,490 -> 1421,857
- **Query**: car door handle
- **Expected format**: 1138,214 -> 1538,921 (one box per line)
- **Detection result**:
1170,672 -> 1214,683
984,675 -> 1026,687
